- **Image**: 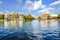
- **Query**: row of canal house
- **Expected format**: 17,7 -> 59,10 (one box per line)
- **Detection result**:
0,12 -> 24,21
4,14 -> 24,21
41,14 -> 49,20
41,14 -> 58,20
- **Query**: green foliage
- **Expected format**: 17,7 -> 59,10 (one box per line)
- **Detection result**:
37,16 -> 41,19
20,14 -> 35,20
0,14 -> 4,19
25,14 -> 35,20
57,14 -> 60,19
10,14 -> 17,20
47,15 -> 50,20
37,16 -> 41,21
0,21 -> 4,24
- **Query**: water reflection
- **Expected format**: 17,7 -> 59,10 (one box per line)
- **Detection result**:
19,21 -> 24,27
0,20 -> 60,40
40,20 -> 49,30
0,21 -> 4,27
22,20 -> 60,40
40,20 -> 59,40
4,21 -> 24,29
4,21 -> 18,29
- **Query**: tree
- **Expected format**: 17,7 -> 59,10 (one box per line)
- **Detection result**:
10,13 -> 17,20
0,14 -> 4,19
37,16 -> 41,19
47,15 -> 50,20
24,14 -> 35,20
57,14 -> 60,19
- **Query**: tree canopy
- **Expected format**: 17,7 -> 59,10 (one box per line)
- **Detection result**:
57,14 -> 60,19
0,14 -> 4,19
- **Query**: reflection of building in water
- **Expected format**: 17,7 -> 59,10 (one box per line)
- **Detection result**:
40,20 -> 59,30
4,21 -> 18,29
40,20 -> 49,28
4,21 -> 9,29
49,20 -> 58,27
4,20 -> 24,29
9,21 -> 18,29
19,21 -> 24,27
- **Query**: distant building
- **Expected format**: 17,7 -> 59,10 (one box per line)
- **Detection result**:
19,14 -> 25,21
4,13 -> 18,21
41,14 -> 49,20
4,13 -> 24,21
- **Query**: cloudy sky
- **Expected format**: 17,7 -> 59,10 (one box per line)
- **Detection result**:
0,0 -> 60,16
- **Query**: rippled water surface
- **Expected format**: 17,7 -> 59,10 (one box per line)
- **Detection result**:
0,20 -> 60,40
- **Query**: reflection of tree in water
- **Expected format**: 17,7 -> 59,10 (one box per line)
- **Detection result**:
0,21 -> 4,27
0,21 -> 4,25
57,21 -> 60,38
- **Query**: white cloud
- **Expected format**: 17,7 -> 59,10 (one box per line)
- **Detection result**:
50,14 -> 58,17
24,0 -> 45,10
50,0 -> 60,6
24,0 -> 33,10
32,0 -> 42,10
0,1 -> 2,4
38,8 -> 54,14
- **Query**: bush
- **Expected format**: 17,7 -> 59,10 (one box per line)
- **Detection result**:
0,14 -> 4,19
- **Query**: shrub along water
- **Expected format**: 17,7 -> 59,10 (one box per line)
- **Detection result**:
0,14 -> 4,20
20,14 -> 35,21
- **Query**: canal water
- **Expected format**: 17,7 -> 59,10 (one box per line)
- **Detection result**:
0,20 -> 60,40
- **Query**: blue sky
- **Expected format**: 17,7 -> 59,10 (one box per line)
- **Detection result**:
0,0 -> 60,16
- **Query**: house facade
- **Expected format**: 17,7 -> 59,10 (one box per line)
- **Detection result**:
41,14 -> 49,20
4,13 -> 24,21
